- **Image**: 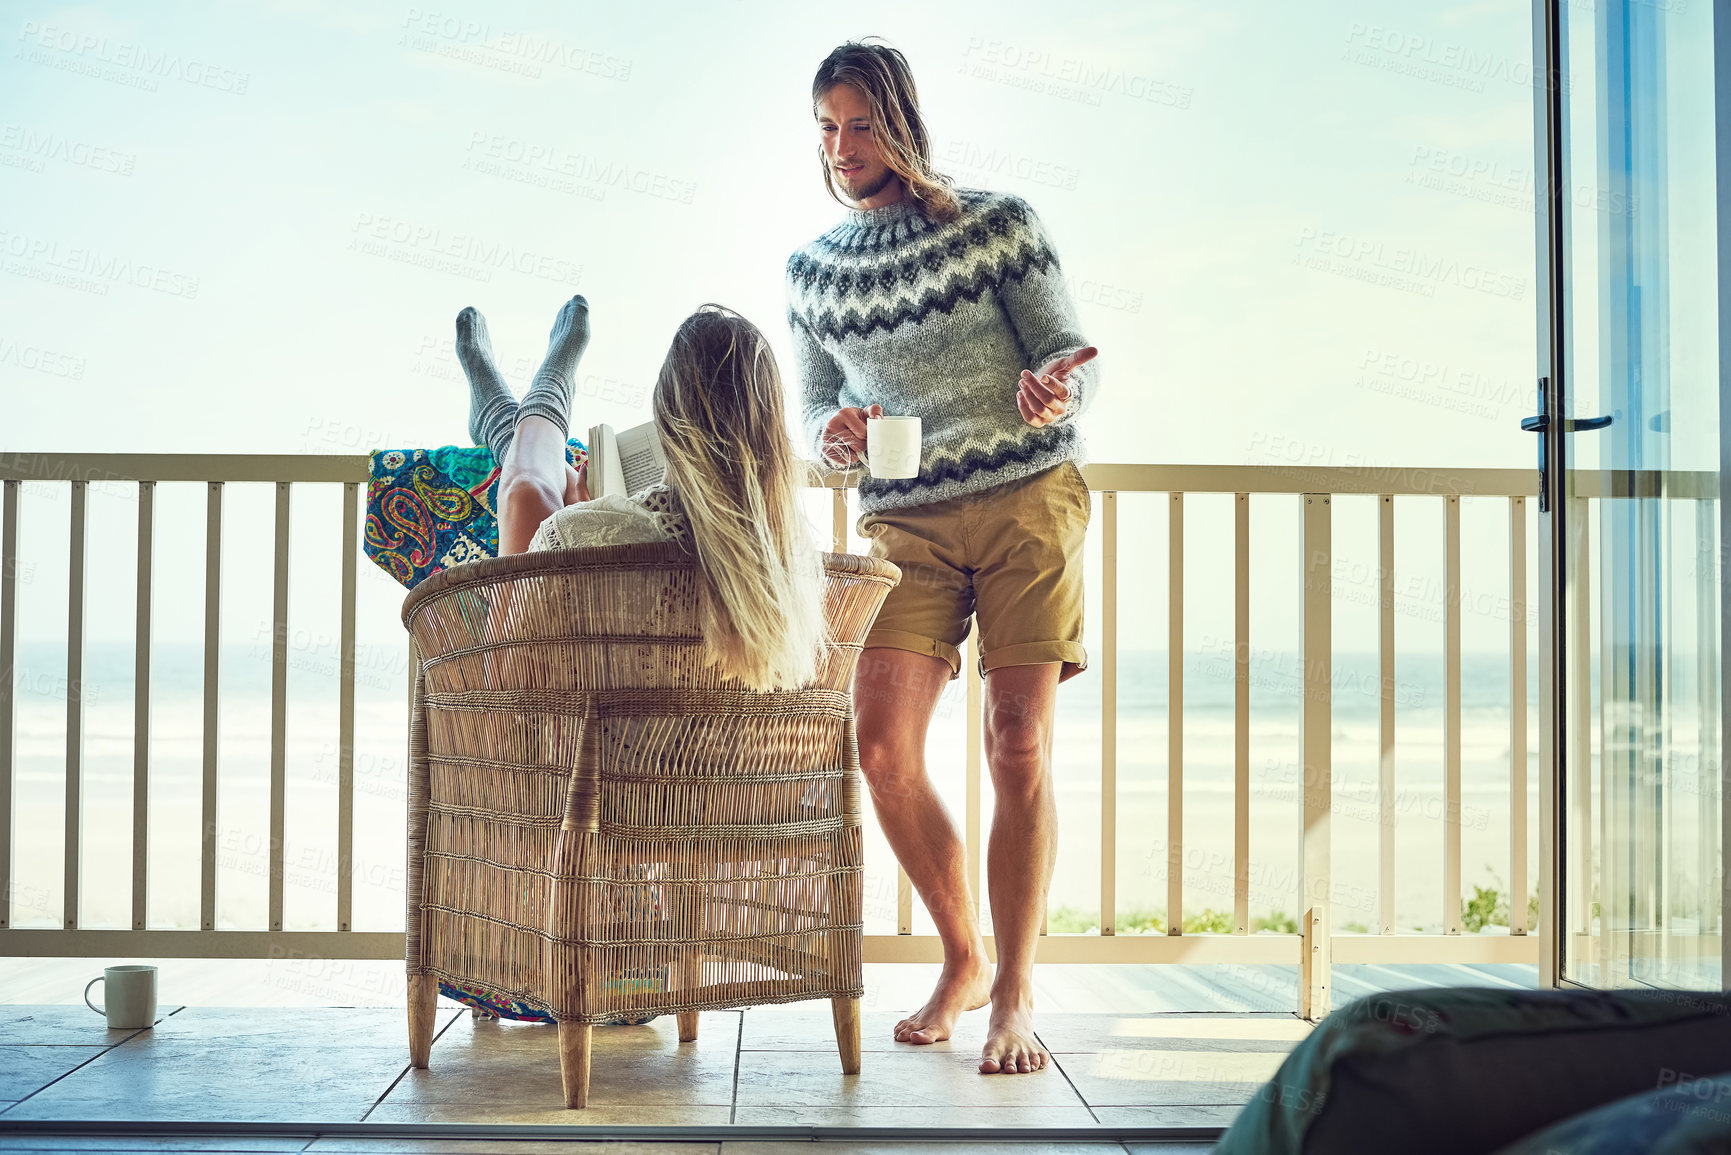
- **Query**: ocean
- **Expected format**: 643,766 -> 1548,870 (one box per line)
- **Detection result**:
7,641 -> 1542,939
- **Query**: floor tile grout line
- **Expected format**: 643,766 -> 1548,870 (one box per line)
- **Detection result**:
358,1008 -> 463,1124
1043,1041 -> 1103,1125
0,1009 -> 171,1114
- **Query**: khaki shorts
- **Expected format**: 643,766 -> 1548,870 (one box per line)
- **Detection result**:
857,460 -> 1090,683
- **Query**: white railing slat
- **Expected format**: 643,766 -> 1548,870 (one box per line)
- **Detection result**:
1167,492 -> 1183,934
338,481 -> 357,933
201,483 -> 222,931
1510,496 -> 1528,934
1444,495 -> 1462,935
64,481 -> 87,930
1233,493 -> 1249,933
1570,498 -> 1593,939
896,866 -> 912,936
1695,499 -> 1717,963
965,632 -> 982,919
1379,495 -> 1396,934
133,482 -> 154,931
0,481 -> 16,930
1102,491 -> 1118,936
268,483 -> 290,933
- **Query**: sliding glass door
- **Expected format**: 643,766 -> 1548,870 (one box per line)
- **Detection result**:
1540,0 -> 1725,990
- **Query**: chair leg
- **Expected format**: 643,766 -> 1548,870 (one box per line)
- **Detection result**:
831,995 -> 861,1075
559,1021 -> 592,1109
677,946 -> 701,1042
407,973 -> 437,1069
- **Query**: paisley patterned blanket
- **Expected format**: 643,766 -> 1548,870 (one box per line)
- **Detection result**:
363,440 -> 586,589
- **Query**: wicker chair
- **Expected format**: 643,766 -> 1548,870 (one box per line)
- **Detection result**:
400,542 -> 900,1108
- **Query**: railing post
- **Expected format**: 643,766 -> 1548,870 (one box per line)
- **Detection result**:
1301,902 -> 1330,1020
1301,494 -> 1331,1017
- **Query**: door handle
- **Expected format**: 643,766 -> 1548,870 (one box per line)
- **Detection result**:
1520,381 -> 1612,514
1519,414 -> 1614,433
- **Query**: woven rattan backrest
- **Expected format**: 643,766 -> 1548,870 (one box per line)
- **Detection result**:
400,543 -> 900,1022
402,543 -> 899,696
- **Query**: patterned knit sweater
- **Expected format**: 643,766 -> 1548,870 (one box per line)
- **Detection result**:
786,187 -> 1097,513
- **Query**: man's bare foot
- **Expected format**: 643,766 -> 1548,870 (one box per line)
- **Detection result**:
892,955 -> 992,1045
979,997 -> 1048,1074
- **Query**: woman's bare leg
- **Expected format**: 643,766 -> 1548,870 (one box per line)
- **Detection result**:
458,294 -> 593,557
498,414 -> 571,555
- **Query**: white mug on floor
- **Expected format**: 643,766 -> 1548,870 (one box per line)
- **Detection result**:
84,965 -> 158,1030
865,415 -> 921,480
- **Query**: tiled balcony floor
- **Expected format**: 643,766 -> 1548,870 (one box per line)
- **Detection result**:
0,962 -> 1535,1151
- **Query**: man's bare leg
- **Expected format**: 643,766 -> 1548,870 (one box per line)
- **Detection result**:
497,414 -> 571,556
978,661 -> 1061,1074
853,647 -> 992,1044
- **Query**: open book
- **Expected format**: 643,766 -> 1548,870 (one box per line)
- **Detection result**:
586,420 -> 667,499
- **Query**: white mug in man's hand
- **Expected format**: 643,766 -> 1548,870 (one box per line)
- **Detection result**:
865,415 -> 922,479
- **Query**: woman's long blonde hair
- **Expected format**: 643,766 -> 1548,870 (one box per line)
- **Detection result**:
812,39 -> 961,224
652,305 -> 827,693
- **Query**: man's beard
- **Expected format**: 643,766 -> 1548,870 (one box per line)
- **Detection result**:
843,165 -> 895,202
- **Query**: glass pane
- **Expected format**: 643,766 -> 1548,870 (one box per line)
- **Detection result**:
1559,0 -> 1722,989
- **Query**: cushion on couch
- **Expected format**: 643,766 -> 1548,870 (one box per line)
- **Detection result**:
1213,987 -> 1731,1155
1491,1071 -> 1731,1155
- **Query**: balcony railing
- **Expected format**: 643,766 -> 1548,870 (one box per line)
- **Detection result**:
0,452 -> 1569,1016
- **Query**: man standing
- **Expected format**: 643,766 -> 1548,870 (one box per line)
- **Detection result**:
786,39 -> 1099,1075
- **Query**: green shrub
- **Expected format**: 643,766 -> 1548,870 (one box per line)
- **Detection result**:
1183,908 -> 1234,934
1254,910 -> 1299,934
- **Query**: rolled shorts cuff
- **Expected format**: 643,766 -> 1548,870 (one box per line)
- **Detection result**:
979,640 -> 1089,682
862,628 -> 965,681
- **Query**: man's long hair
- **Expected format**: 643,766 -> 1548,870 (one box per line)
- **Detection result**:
652,305 -> 827,692
812,39 -> 961,223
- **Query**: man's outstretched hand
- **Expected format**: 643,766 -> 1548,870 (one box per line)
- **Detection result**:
819,403 -> 883,467
1018,346 -> 1098,428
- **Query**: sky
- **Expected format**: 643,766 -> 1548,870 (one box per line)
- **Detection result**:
0,0 -> 1591,659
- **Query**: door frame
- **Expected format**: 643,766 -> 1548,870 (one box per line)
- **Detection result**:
1532,0 -> 1568,990
1716,0 -> 1731,995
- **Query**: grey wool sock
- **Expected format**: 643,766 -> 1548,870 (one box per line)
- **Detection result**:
516,294 -> 591,436
456,306 -> 519,461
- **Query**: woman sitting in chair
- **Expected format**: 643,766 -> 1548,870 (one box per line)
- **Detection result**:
457,296 -> 826,693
